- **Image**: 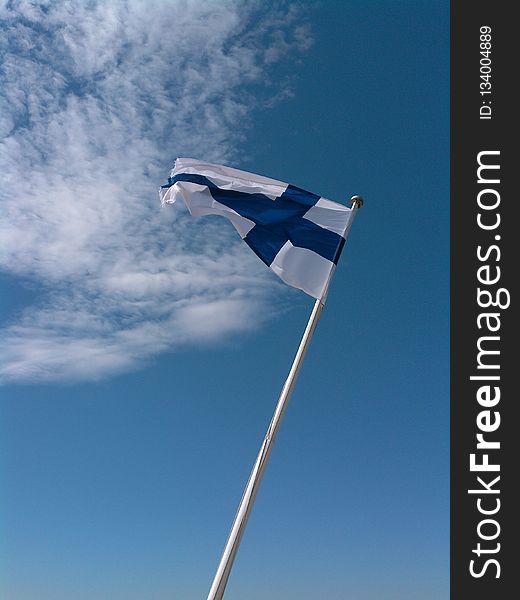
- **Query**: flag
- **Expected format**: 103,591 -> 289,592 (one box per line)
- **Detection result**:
160,158 -> 354,299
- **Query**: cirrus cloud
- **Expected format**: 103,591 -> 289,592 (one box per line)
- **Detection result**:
0,0 -> 312,383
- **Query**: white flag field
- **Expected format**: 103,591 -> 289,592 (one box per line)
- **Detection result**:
160,158 -> 355,299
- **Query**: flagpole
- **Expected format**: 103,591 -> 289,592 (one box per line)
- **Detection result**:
206,196 -> 363,600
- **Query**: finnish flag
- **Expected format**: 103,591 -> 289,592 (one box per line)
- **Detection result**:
160,158 -> 355,300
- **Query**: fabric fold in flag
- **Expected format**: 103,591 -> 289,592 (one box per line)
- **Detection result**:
160,158 -> 354,299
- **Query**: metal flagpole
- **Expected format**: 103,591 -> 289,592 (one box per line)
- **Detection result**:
206,196 -> 364,600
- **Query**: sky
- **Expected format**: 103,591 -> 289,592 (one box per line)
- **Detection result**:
1,1 -> 449,599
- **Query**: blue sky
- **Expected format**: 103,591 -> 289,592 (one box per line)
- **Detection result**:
1,1 -> 449,599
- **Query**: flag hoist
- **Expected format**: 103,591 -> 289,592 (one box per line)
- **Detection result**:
160,158 -> 363,600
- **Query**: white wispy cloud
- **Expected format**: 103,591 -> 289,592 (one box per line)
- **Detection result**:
0,0 -> 311,383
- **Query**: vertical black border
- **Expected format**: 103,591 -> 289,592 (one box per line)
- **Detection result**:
451,2 -> 517,598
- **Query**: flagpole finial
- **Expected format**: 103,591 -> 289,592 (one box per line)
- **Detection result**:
350,195 -> 364,208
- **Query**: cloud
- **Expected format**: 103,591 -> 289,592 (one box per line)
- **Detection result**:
0,0 -> 311,383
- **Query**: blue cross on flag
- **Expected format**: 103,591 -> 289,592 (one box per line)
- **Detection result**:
160,158 -> 355,299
